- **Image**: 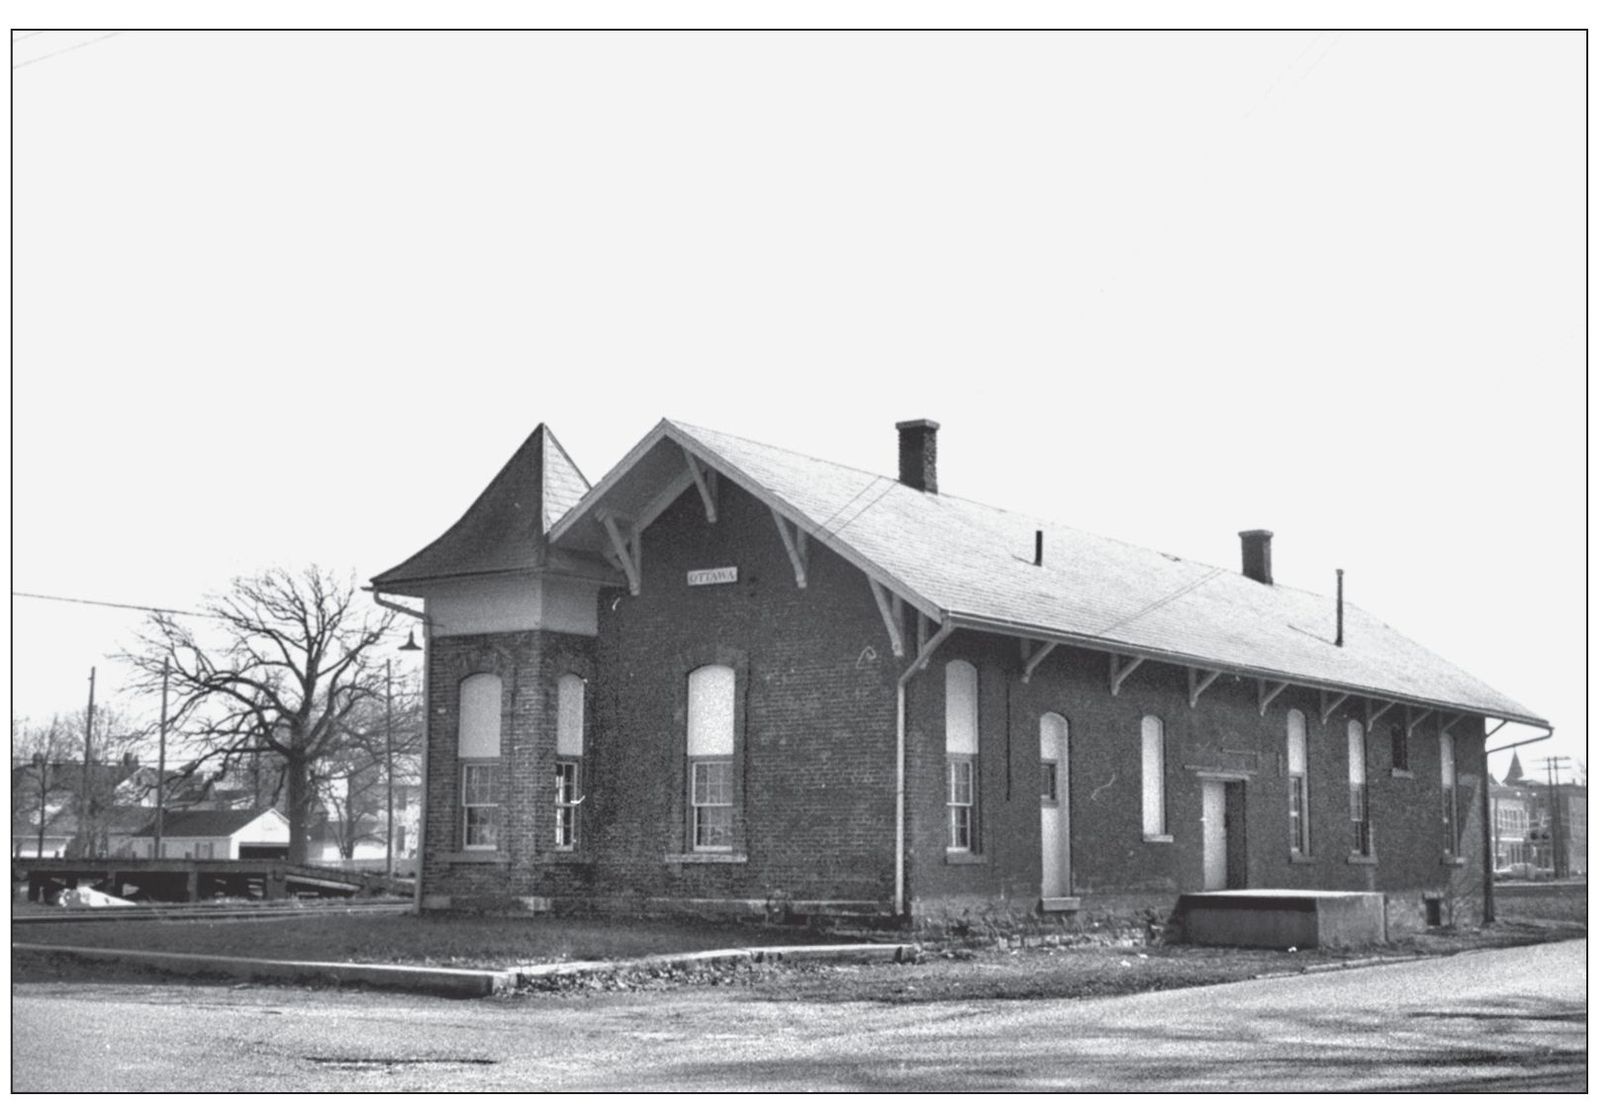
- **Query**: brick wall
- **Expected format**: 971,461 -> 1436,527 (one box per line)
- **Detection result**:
417,480 -> 1491,934
904,631 -> 1489,932
580,481 -> 901,910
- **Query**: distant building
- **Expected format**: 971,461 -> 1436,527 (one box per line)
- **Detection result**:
124,808 -> 291,860
1489,781 -> 1530,869
1491,768 -> 1586,877
10,758 -> 141,858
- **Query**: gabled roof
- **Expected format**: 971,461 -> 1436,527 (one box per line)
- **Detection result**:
552,419 -> 1546,727
371,424 -> 592,591
131,808 -> 286,839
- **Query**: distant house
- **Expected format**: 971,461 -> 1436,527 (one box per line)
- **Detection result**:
126,809 -> 291,860
11,759 -> 142,858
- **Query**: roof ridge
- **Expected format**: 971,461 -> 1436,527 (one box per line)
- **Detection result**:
671,418 -> 1349,602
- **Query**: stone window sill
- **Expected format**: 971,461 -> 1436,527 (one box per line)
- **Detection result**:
1347,853 -> 1378,866
1289,852 -> 1318,865
945,851 -> 988,866
1441,855 -> 1467,868
665,852 -> 748,864
1391,768 -> 1415,779
1142,834 -> 1175,844
444,851 -> 506,864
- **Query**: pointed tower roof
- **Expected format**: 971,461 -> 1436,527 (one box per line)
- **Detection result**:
1505,751 -> 1527,786
371,424 -> 591,592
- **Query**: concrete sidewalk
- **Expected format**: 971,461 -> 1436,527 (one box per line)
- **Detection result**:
12,940 -> 916,999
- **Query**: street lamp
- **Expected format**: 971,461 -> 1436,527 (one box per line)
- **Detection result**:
386,631 -> 422,878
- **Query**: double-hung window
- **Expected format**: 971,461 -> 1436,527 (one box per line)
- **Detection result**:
458,673 -> 503,851
1440,733 -> 1458,855
1287,709 -> 1310,855
1140,715 -> 1166,838
555,673 -> 585,851
945,660 -> 979,852
687,665 -> 736,851
1347,720 -> 1370,855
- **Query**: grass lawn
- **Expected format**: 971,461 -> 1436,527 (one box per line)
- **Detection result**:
12,912 -> 845,969
13,891 -> 1584,1003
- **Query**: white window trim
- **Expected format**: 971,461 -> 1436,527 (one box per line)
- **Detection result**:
690,756 -> 735,852
554,759 -> 580,852
1140,715 -> 1166,839
947,754 -> 977,852
461,760 -> 500,851
1287,710 -> 1311,856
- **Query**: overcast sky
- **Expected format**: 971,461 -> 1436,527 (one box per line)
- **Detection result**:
10,28 -> 1586,778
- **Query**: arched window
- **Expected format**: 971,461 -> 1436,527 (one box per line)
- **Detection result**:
1440,732 -> 1458,855
1348,719 -> 1370,856
687,665 -> 736,851
555,674 -> 585,850
1140,715 -> 1166,837
1040,712 -> 1069,805
1287,709 -> 1310,855
945,661 -> 979,852
458,674 -> 503,850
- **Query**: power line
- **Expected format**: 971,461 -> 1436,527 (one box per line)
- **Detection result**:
13,30 -> 121,71
1096,567 -> 1226,638
12,589 -> 222,620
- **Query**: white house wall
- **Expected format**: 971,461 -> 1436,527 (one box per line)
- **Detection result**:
423,573 -> 599,637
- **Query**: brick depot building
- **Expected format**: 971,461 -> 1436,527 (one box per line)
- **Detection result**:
372,419 -> 1547,930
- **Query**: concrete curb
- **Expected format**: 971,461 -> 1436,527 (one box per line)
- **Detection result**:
12,943 -> 515,999
511,942 -> 916,986
12,940 -> 914,998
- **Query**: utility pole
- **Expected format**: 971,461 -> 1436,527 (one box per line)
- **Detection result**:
79,666 -> 97,858
1544,755 -> 1573,876
385,658 -> 395,878
155,658 -> 169,860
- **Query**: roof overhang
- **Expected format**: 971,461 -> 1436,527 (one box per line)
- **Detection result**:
549,420 -> 942,622
943,612 -> 1551,729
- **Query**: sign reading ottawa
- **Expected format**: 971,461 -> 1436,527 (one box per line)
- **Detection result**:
687,566 -> 739,587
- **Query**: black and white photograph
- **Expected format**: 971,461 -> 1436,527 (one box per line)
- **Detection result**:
9,12 -> 1590,1093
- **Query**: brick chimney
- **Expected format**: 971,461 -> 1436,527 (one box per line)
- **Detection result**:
1238,529 -> 1273,585
896,419 -> 939,494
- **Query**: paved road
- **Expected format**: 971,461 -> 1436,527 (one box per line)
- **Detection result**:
12,940 -> 1585,1092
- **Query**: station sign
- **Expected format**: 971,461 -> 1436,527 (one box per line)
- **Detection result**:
687,567 -> 739,587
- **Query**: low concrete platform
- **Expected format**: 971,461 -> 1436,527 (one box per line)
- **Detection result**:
1174,889 -> 1386,950
13,943 -> 515,998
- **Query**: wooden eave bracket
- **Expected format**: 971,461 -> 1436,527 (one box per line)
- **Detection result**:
771,510 -> 809,588
868,578 -> 905,659
1407,706 -> 1433,738
1366,699 -> 1395,732
684,450 -> 718,523
1257,679 -> 1290,716
1319,690 -> 1350,725
1109,654 -> 1144,697
911,615 -> 951,671
1438,711 -> 1463,736
599,512 -> 641,596
1020,640 -> 1057,684
1187,667 -> 1222,709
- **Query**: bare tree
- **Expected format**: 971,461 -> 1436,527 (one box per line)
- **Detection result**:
12,709 -> 147,858
126,566 -> 395,865
11,716 -> 79,857
311,675 -> 422,861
